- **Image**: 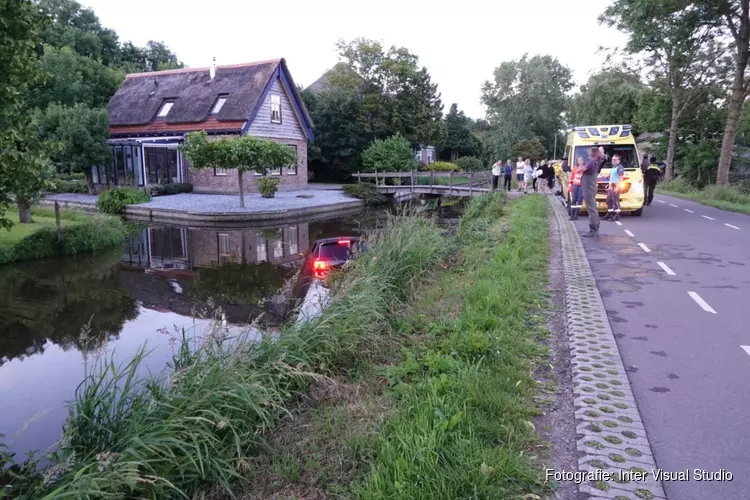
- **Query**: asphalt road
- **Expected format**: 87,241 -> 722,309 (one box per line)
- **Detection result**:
574,194 -> 750,500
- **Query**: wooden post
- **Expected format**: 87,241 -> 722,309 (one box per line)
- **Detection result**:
411,170 -> 415,192
469,171 -> 473,196
430,169 -> 434,189
357,171 -> 361,183
55,201 -> 62,255
449,171 -> 453,195
374,169 -> 378,187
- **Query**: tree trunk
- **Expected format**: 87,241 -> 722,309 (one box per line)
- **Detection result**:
717,84 -> 746,186
451,149 -> 458,162
17,199 -> 33,223
665,103 -> 680,181
83,169 -> 96,195
238,170 -> 245,208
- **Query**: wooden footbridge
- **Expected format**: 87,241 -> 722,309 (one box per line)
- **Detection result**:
356,170 -> 494,197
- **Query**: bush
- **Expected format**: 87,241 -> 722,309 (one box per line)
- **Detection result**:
420,161 -> 462,172
0,214 -> 127,265
257,177 -> 280,198
361,133 -> 418,172
149,183 -> 193,196
49,178 -> 89,194
342,182 -> 388,205
96,187 -> 151,215
455,156 -> 484,172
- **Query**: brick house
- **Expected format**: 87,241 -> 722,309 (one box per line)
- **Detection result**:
99,58 -> 314,194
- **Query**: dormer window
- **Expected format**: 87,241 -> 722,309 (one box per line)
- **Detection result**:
271,95 -> 281,123
157,100 -> 174,118
211,95 -> 228,115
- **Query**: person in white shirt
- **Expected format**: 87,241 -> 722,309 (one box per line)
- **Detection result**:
515,157 -> 525,191
491,159 -> 502,191
523,159 -> 534,193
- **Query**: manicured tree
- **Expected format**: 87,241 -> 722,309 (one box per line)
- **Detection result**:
182,131 -> 297,207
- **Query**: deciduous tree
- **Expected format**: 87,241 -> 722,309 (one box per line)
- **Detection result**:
481,54 -> 573,161
601,0 -> 729,180
182,132 -> 297,208
512,139 -> 547,162
569,70 -> 646,128
32,104 -> 110,193
361,134 -> 418,172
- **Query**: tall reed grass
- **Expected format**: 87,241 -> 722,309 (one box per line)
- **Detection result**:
3,209 -> 449,498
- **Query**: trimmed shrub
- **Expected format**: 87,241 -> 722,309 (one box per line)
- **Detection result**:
342,182 -> 388,205
361,133 -> 418,172
455,156 -> 485,172
420,161 -> 462,172
149,183 -> 193,196
96,187 -> 151,215
257,177 -> 280,198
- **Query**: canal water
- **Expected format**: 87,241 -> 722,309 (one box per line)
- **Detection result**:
0,200 -> 464,461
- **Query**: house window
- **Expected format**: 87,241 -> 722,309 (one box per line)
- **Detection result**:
286,226 -> 298,255
256,235 -> 267,262
427,150 -> 433,163
269,165 -> 281,176
214,167 -> 227,176
415,150 -> 422,162
271,95 -> 281,123
211,95 -> 227,115
287,145 -> 298,175
218,233 -> 230,256
157,100 -> 174,118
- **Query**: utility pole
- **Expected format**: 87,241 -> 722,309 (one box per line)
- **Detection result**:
553,134 -> 558,160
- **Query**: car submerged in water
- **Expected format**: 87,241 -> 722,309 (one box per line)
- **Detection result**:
302,236 -> 364,281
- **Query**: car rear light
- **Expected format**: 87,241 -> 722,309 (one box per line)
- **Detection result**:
313,259 -> 329,270
337,239 -> 351,246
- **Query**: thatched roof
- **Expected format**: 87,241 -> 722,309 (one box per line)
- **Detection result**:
305,62 -> 361,94
108,58 -> 313,131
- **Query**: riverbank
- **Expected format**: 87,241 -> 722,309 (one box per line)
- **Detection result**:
0,207 -> 127,265
245,193 -> 554,499
1,194 -> 554,499
658,179 -> 750,214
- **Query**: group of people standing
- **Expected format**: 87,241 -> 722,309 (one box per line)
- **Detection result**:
491,157 -> 556,194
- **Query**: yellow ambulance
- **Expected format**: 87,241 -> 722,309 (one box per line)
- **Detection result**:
554,124 -> 645,216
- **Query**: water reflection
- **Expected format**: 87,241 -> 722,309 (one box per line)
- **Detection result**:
0,211 -> 379,460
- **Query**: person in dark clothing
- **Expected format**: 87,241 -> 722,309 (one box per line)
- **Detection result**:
580,146 -> 606,238
532,162 -> 539,192
644,156 -> 661,205
545,162 -> 555,192
503,159 -> 513,191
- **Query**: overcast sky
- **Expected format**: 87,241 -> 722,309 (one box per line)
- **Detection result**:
82,0 -> 627,119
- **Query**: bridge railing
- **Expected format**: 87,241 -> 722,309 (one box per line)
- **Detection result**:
356,170 -> 494,195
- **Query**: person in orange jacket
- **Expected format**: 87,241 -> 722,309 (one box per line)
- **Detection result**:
569,156 -> 585,221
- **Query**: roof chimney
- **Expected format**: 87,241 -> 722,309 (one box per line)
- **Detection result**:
209,57 -> 216,80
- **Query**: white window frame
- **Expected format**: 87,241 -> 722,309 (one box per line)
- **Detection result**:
214,167 -> 228,176
157,101 -> 174,118
269,165 -> 282,176
211,96 -> 227,115
415,150 -> 422,162
427,150 -> 433,163
271,94 -> 282,123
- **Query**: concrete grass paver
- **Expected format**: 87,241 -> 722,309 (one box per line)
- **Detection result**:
550,197 -> 666,500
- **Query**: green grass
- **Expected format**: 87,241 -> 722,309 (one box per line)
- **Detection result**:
658,178 -> 750,214
1,208 -> 449,498
355,194 -> 551,499
0,206 -> 127,264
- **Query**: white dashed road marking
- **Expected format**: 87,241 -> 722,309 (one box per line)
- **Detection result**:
625,229 -> 635,237
658,200 -> 666,204
725,223 -> 740,230
688,291 -> 717,314
702,215 -> 715,220
669,203 -> 679,208
742,346 -> 750,358
615,221 -> 623,226
685,209 -> 694,213
638,243 -> 651,253
657,261 -> 676,276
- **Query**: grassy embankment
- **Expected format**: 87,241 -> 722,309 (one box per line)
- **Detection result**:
0,207 -> 127,265
0,194 -> 553,499
658,178 -> 750,214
